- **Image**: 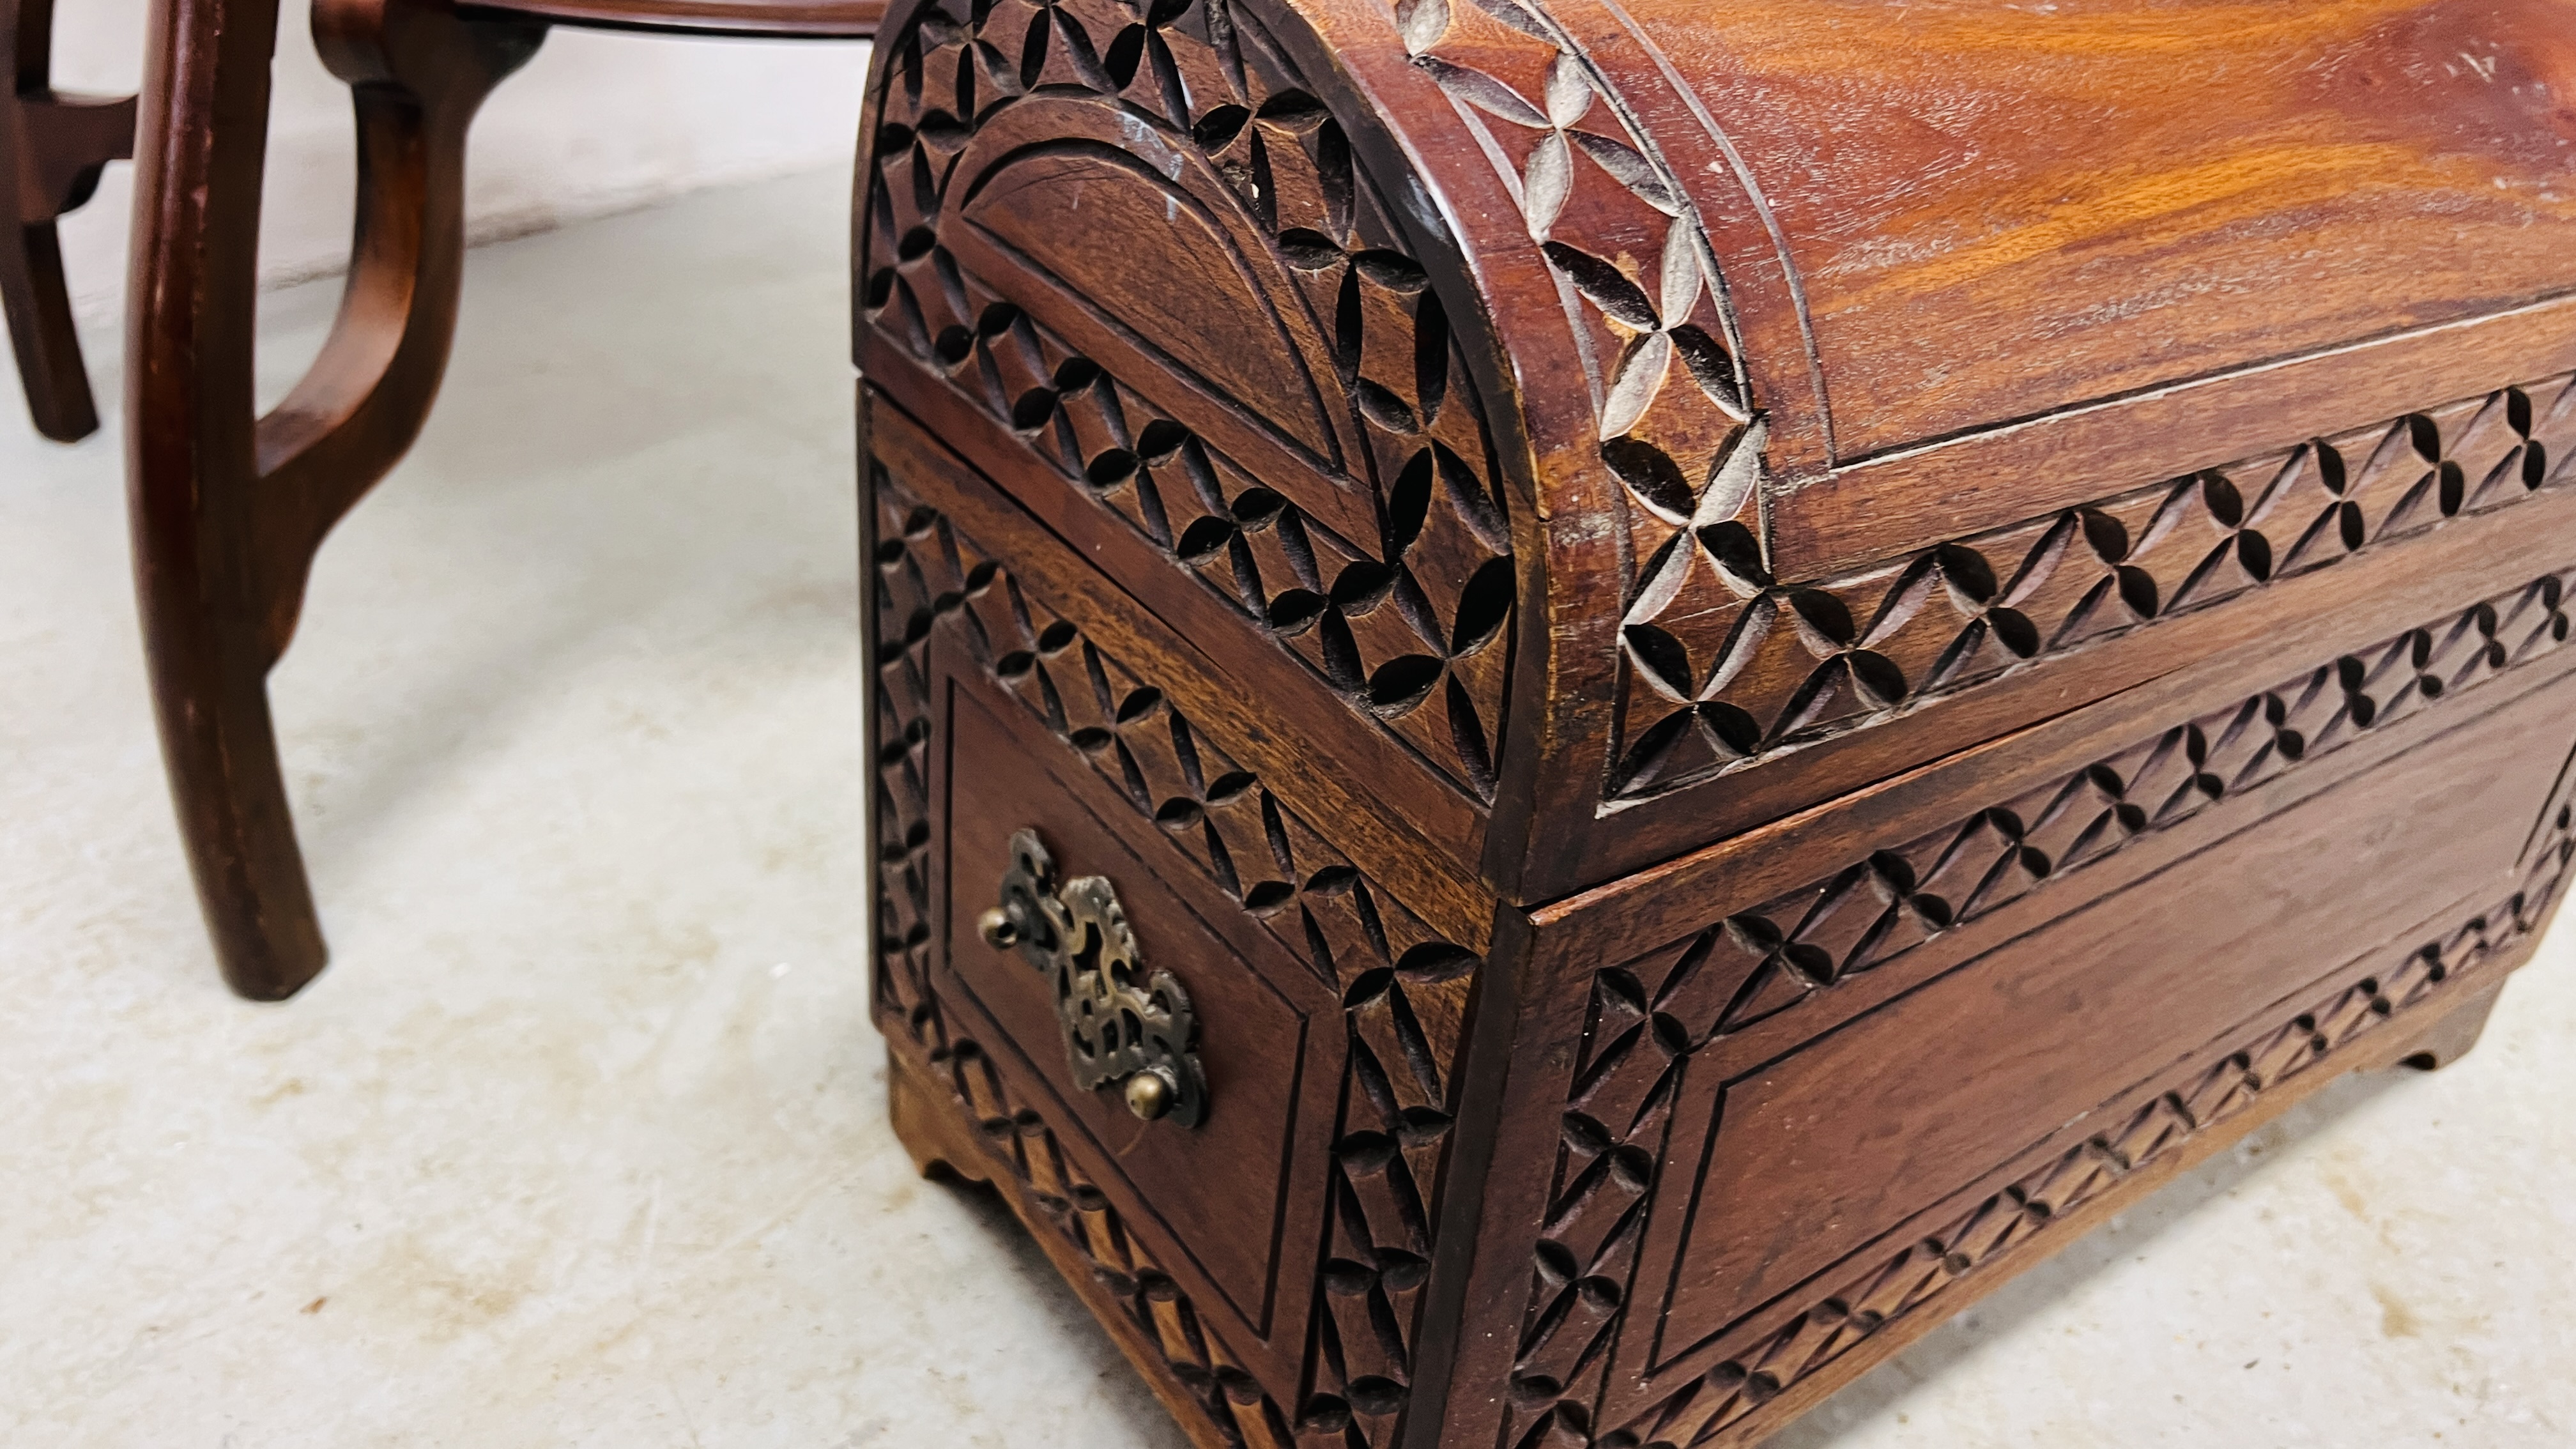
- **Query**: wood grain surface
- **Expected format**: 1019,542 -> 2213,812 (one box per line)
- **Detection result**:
1625,0 -> 2576,467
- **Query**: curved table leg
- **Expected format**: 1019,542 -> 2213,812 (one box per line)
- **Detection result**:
126,0 -> 542,998
1,0 -> 137,441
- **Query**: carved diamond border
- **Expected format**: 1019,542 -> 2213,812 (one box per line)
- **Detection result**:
1606,373 -> 2576,801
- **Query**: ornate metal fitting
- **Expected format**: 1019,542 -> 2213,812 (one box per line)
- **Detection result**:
980,830 -> 1208,1127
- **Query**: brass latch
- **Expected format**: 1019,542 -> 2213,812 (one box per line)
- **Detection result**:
976,829 -> 1208,1126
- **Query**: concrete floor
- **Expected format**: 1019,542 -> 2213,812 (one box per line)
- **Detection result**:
5,167 -> 2575,1446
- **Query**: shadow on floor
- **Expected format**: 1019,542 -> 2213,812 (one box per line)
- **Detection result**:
912,1163 -> 1200,1449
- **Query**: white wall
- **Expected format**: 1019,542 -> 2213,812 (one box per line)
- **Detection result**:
47,0 -> 871,325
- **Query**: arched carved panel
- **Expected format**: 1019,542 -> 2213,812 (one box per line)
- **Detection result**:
954,122 -> 1345,469
860,0 -> 1522,808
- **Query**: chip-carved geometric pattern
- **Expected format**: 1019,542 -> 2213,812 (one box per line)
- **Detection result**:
1494,567 -> 2576,1449
1392,0 -> 1774,778
1687,571 -> 2576,1042
1610,372 -> 2576,801
871,463 -> 1479,1448
928,1033 -> 1306,1447
861,0 -> 1518,806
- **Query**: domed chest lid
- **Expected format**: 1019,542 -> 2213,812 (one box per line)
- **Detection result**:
1384,0 -> 2576,551
861,0 -> 2576,901
1373,0 -> 2576,889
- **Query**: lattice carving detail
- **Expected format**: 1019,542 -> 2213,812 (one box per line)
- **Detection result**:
1496,569 -> 2576,1449
1676,571 -> 2576,1041
862,0 -> 1517,806
1610,372 -> 2576,800
871,463 -> 1477,1448
943,1032 -> 1308,1446
1395,0 -> 1772,777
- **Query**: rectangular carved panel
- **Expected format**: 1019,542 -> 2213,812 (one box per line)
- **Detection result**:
1488,569 -> 2576,1449
1657,671 -> 2571,1360
1614,900 -> 2544,1449
940,685 -> 1333,1335
869,449 -> 1487,1448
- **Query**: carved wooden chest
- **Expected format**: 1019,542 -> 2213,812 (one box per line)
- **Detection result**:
858,1 -> 2576,1443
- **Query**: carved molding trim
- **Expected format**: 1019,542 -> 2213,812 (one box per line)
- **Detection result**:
1670,568 -> 2576,1044
862,0 -> 1518,808
926,1031 -> 1300,1444
871,464 -> 1478,1447
1496,567 -> 2576,1449
1397,0 -> 1768,593
1610,371 -> 2576,801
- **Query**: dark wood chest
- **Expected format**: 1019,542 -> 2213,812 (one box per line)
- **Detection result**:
855,2 -> 2576,1443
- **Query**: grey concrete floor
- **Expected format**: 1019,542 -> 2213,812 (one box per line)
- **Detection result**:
5,167 -> 2575,1446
